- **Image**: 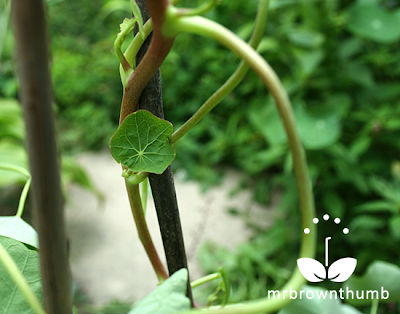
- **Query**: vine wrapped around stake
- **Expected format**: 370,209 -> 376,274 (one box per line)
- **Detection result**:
110,0 -> 316,312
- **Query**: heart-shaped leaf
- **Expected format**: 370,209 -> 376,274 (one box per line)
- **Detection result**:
0,217 -> 38,249
328,258 -> 357,282
0,236 -> 42,313
128,268 -> 190,314
297,258 -> 326,282
110,110 -> 175,175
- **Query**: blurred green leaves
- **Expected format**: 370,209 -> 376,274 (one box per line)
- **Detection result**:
344,261 -> 400,305
347,3 -> 400,44
249,100 -> 341,150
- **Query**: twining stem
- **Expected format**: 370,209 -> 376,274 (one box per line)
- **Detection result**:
166,14 -> 316,314
132,1 -> 193,304
0,241 -> 46,314
0,164 -> 31,218
119,0 -> 175,123
125,180 -> 168,281
170,0 -> 269,144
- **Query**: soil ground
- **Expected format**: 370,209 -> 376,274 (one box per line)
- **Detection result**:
65,151 -> 274,305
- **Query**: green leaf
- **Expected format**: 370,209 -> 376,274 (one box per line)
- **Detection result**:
249,102 -> 341,150
347,4 -> 400,44
345,62 -> 374,88
344,261 -> 400,305
287,30 -> 325,48
277,286 -> 363,314
61,157 -> 104,202
0,217 -> 38,249
248,101 -> 286,146
355,201 -> 396,213
117,18 -> 136,38
0,236 -> 42,313
369,176 -> 400,203
295,106 -> 341,150
110,110 -> 175,175
323,192 -> 345,218
0,98 -> 24,140
294,50 -> 325,77
0,142 -> 28,186
349,215 -> 385,231
128,268 -> 190,314
389,216 -> 400,239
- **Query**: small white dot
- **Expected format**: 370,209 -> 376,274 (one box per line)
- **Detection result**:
343,228 -> 349,234
313,218 -> 319,224
334,218 -> 341,224
323,214 -> 330,221
304,228 -> 310,234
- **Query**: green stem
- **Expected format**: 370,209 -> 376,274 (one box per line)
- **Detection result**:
0,241 -> 46,314
119,22 -> 175,123
121,0 -> 181,70
16,177 -> 31,218
115,17 -> 137,72
125,180 -> 168,281
191,272 -> 220,289
124,170 -> 149,185
0,164 -> 31,218
370,299 -> 379,314
176,0 -> 219,17
140,177 -> 149,215
165,13 -> 316,314
170,0 -> 269,144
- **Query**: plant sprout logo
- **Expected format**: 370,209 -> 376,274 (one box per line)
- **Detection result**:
297,214 -> 357,283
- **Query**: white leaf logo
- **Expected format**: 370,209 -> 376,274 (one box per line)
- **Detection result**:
297,258 -> 326,282
299,216 -> 357,283
328,257 -> 357,282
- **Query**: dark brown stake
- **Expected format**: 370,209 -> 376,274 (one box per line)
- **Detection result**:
135,0 -> 193,305
11,1 -> 73,313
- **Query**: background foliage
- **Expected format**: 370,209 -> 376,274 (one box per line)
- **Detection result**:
1,0 -> 400,312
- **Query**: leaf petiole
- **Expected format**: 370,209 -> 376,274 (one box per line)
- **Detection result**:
123,169 -> 149,185
115,17 -> 137,72
0,164 -> 31,218
191,272 -> 220,289
140,177 -> 149,215
170,0 -> 269,144
131,0 -> 145,39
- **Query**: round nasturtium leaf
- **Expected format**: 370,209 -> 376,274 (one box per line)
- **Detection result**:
347,4 -> 400,44
110,110 -> 175,174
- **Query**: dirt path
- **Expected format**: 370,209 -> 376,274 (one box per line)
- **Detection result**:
65,151 -> 273,305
